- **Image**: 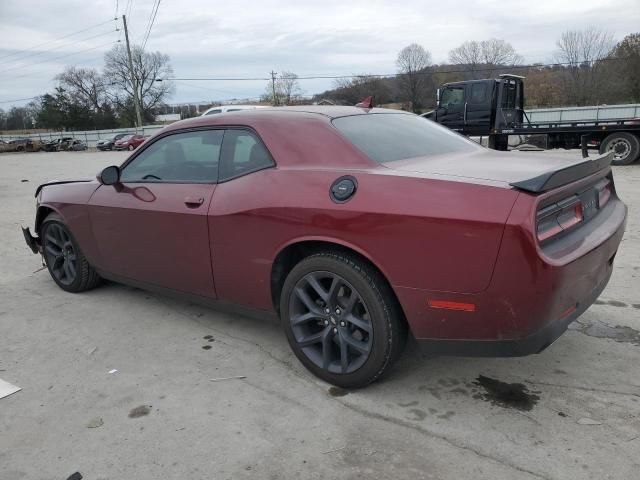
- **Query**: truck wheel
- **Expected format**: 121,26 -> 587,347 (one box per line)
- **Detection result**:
599,133 -> 640,165
280,251 -> 407,388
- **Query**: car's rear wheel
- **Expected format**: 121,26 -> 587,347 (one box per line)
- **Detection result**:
41,214 -> 101,293
280,252 -> 406,388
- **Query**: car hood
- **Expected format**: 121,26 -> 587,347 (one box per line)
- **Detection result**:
383,149 -> 612,192
35,179 -> 93,197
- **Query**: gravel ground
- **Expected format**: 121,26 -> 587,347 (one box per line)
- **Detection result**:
0,149 -> 638,480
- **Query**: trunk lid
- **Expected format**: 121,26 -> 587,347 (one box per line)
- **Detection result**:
384,150 -> 613,192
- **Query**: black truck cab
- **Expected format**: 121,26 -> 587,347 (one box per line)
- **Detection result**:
426,75 -> 525,136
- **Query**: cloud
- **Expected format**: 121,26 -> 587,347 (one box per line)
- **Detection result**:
1,0 -> 639,106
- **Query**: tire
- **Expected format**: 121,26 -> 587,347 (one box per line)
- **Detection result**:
40,213 -> 101,293
599,132 -> 640,166
280,251 -> 407,388
127,145 -> 134,151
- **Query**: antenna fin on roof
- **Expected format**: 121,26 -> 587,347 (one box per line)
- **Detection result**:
355,96 -> 373,109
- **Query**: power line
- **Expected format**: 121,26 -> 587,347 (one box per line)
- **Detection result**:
0,19 -> 117,63
164,56 -> 633,83
172,80 -> 239,96
125,0 -> 135,19
141,0 -> 162,50
2,55 -> 633,107
0,41 -> 119,81
0,95 -> 41,105
0,28 -> 119,70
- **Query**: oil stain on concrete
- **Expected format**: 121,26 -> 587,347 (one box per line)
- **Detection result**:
572,319 -> 640,346
328,386 -> 349,397
128,405 -> 152,418
473,375 -> 540,411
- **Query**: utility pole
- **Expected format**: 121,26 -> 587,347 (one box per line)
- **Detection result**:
270,70 -> 278,106
122,15 -> 143,129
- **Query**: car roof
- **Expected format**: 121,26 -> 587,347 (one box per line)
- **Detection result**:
172,106 -> 409,132
256,105 -> 408,118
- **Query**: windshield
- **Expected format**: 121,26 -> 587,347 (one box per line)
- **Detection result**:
332,113 -> 481,164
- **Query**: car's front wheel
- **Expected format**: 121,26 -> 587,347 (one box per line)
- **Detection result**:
280,251 -> 406,388
41,214 -> 101,293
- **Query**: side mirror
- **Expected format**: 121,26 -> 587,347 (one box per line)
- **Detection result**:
98,165 -> 121,185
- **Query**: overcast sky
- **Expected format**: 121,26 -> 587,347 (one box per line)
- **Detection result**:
1,0 -> 639,107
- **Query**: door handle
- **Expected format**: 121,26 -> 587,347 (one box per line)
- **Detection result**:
184,196 -> 204,207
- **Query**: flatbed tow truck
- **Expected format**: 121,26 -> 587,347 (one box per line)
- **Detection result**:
424,74 -> 640,165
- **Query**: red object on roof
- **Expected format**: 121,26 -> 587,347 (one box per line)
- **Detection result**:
355,96 -> 373,109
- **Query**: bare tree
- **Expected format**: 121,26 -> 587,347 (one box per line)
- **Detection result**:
328,75 -> 393,105
609,33 -> 640,102
555,27 -> 615,105
56,67 -> 108,111
264,71 -> 303,105
104,44 -> 174,123
396,43 -> 432,112
277,72 -> 303,105
449,39 -> 522,78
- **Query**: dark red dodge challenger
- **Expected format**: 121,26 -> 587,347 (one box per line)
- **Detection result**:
23,107 -> 627,388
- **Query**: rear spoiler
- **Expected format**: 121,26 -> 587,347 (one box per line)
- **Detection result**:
510,152 -> 613,193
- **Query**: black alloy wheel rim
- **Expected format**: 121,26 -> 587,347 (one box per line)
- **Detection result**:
289,271 -> 373,374
44,224 -> 77,285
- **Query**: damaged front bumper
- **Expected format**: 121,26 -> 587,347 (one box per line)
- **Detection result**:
22,226 -> 41,254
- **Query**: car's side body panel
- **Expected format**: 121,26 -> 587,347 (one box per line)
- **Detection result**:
37,181 -> 102,265
208,166 -> 519,311
88,183 -> 217,297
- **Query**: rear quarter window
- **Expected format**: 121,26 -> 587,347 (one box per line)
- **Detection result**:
470,83 -> 487,103
332,113 -> 480,164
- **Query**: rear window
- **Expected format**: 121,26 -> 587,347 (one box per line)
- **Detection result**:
332,113 -> 480,164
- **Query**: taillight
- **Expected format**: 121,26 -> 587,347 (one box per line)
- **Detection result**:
537,197 -> 583,243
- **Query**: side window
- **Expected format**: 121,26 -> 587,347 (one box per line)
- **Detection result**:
501,80 -> 518,109
218,130 -> 274,182
121,130 -> 223,183
440,87 -> 465,108
205,109 -> 222,115
470,83 -> 487,103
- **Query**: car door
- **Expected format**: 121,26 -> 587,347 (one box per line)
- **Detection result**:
464,81 -> 493,134
207,128 -> 276,307
435,86 -> 466,131
88,129 -> 223,297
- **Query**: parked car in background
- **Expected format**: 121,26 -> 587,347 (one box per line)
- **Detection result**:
114,134 -> 146,151
43,137 -> 75,152
69,139 -> 88,151
201,105 -> 267,116
11,138 -> 31,151
9,138 -> 44,152
0,140 -> 19,153
22,107 -> 626,388
97,134 -> 128,151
